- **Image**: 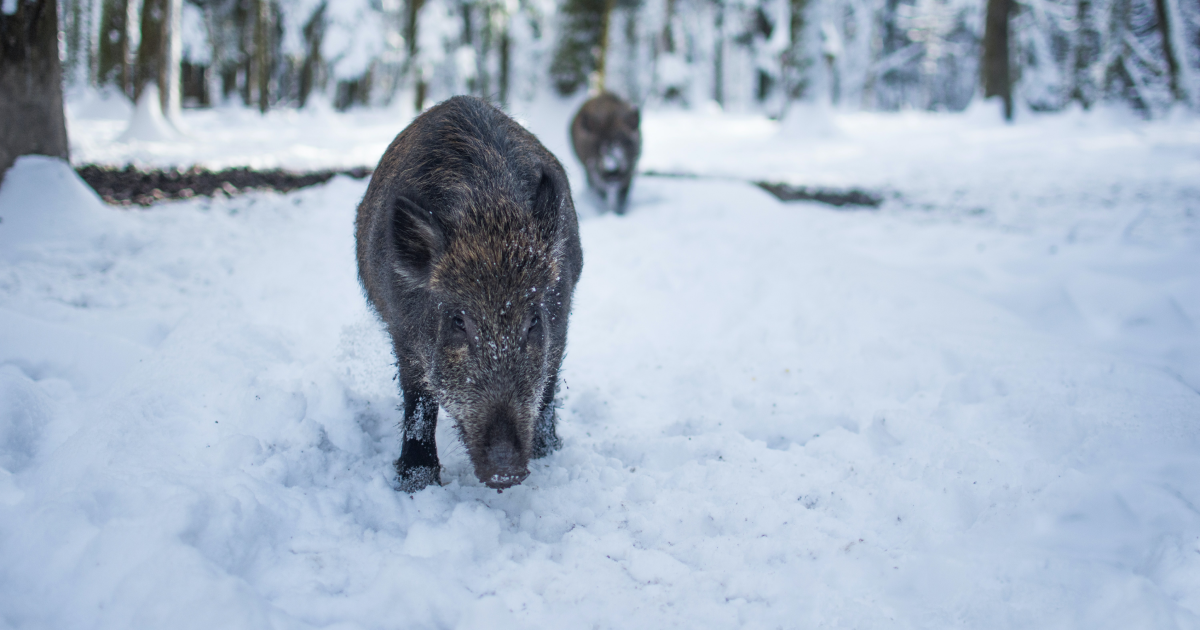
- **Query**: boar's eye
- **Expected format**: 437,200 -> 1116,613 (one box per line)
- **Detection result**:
449,312 -> 472,341
525,314 -> 542,343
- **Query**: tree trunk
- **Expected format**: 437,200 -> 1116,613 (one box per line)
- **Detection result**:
498,27 -> 510,106
299,2 -> 326,107
135,0 -> 166,101
982,0 -> 1013,120
0,0 -> 70,180
97,0 -> 131,94
1070,0 -> 1099,108
254,0 -> 270,112
165,0 -> 181,118
594,0 -> 614,92
1152,0 -> 1181,101
406,0 -> 427,110
713,0 -> 725,106
662,0 -> 676,54
784,0 -> 808,111
132,0 -> 183,117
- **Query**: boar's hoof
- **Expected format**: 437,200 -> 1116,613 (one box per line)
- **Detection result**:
396,461 -> 441,493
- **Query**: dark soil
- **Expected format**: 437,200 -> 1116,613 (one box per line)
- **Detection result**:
640,170 -> 883,209
753,182 -> 883,208
75,164 -> 373,207
76,164 -> 884,210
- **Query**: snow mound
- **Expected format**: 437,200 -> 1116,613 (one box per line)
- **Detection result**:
64,86 -> 134,122
117,84 -> 182,143
0,156 -> 114,260
779,101 -> 844,139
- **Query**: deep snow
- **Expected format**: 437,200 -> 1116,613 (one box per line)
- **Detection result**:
1,97 -> 1199,629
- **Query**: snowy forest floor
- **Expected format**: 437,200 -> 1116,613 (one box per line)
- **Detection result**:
1,93 -> 1199,629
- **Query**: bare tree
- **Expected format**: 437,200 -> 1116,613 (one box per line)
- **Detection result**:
252,0 -> 270,112
134,0 -> 183,116
98,0 -> 133,95
550,0 -> 614,95
982,0 -> 1013,119
405,0 -> 428,110
299,2 -> 327,108
1,0 -> 70,180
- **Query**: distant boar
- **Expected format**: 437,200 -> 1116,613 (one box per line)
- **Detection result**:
356,96 -> 583,492
570,92 -> 641,214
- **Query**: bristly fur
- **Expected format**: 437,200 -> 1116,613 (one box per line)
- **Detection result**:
356,95 -> 583,492
570,92 -> 642,215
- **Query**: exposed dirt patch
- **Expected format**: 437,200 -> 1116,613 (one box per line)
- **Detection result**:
641,170 -> 884,208
753,182 -> 883,208
76,164 -> 373,206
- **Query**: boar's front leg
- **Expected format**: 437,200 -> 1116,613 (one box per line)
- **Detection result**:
614,183 -> 631,215
531,377 -> 563,459
396,370 -> 441,492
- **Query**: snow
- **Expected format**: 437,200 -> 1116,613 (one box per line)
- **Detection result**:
117,85 -> 183,144
1,96 -> 1199,628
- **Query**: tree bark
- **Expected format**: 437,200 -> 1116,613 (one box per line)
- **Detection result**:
0,0 -> 70,180
982,0 -> 1013,120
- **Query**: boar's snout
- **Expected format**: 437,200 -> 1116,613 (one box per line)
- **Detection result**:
599,145 -> 628,179
478,408 -> 530,490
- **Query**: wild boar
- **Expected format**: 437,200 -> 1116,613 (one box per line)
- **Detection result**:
356,96 -> 583,492
570,92 -> 642,214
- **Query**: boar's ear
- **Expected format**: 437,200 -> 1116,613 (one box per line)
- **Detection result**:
390,195 -> 445,289
625,106 -> 640,130
531,169 -> 562,241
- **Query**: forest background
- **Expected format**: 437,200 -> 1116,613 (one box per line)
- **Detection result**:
34,0 -> 1200,128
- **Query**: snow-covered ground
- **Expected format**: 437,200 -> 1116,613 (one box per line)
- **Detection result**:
1,95 -> 1198,629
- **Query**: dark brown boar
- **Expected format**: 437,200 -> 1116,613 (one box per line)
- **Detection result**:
570,92 -> 641,215
356,96 -> 583,492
